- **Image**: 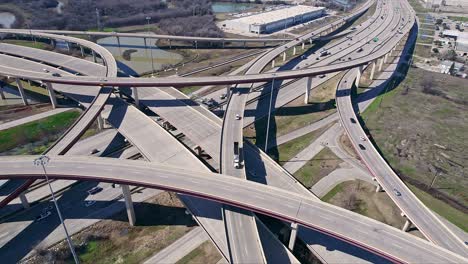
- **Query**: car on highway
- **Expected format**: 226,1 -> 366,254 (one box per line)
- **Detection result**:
360,136 -> 367,141
43,68 -> 50,73
235,114 -> 241,120
357,47 -> 364,53
87,186 -> 103,195
393,189 -> 402,196
237,91 -> 241,96
84,200 -> 96,207
358,144 -> 366,150
90,148 -> 100,155
319,74 -> 326,78
35,210 -> 52,222
350,118 -> 357,123
51,72 -> 61,77
220,93 -> 227,100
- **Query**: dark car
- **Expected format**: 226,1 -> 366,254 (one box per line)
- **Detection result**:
358,144 -> 366,150
87,186 -> 103,195
350,118 -> 357,123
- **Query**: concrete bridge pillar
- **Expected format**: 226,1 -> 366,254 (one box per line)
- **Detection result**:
373,178 -> 383,192
378,57 -> 384,71
194,145 -> 203,156
243,41 -> 246,48
15,78 -> 28,106
194,40 -> 198,49
0,81 -> 5,100
355,66 -> 363,88
97,114 -> 105,131
293,46 -> 297,55
288,222 -> 299,250
19,193 -> 30,209
80,46 -> 85,57
92,50 -> 97,63
302,42 -> 305,50
116,36 -> 121,55
384,53 -> 389,63
309,38 -> 313,45
283,52 -> 287,62
402,217 -> 412,232
305,76 -> 312,104
132,87 -> 139,107
66,42 -> 71,52
222,41 -> 225,48
45,82 -> 58,109
226,85 -> 231,99
121,184 -> 136,226
271,59 -> 275,68
169,39 -> 172,49
369,61 -> 377,80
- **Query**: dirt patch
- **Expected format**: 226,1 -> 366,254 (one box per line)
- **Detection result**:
338,132 -> 360,160
24,192 -> 196,264
0,104 -> 53,124
326,180 -> 425,239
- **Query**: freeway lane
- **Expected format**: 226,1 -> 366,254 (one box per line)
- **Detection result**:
336,70 -> 468,255
0,156 -> 466,264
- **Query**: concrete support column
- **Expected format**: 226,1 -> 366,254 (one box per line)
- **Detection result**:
132,87 -> 139,107
19,193 -> 30,209
92,50 -> 97,63
293,46 -> 297,55
80,46 -> 85,57
378,57 -> 384,71
369,61 -> 377,80
305,76 -> 312,104
402,218 -> 412,232
222,41 -> 225,48
116,36 -> 121,55
45,82 -> 58,109
226,86 -> 231,99
66,42 -> 71,52
243,41 -> 246,48
169,39 -> 172,49
271,59 -> 275,68
384,53 -> 389,63
194,40 -> 198,49
282,52 -> 287,62
355,66 -> 363,88
309,38 -> 313,45
194,146 -> 203,156
15,78 -> 28,106
288,222 -> 299,250
0,81 -> 5,100
97,114 -> 104,131
121,184 -> 136,226
375,184 -> 383,193
302,42 -> 305,50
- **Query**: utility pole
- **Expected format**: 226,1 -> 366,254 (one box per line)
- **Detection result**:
96,8 -> 102,31
146,17 -> 155,76
33,156 -> 80,264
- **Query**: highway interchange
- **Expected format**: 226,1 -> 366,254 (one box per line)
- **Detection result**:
0,0 -> 467,263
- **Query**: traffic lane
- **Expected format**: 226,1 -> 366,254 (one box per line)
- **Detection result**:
0,156 -> 465,263
336,70 -> 468,256
224,207 -> 265,263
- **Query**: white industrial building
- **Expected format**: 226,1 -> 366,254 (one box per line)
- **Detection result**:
442,30 -> 468,54
222,5 -> 325,34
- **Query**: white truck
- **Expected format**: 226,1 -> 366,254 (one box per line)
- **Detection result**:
234,142 -> 241,169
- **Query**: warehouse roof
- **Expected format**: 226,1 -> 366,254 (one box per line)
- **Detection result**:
232,5 -> 325,26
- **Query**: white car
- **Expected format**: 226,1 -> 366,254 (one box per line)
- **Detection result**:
237,91 -> 241,96
84,200 -> 96,207
235,114 -> 241,120
360,136 -> 366,141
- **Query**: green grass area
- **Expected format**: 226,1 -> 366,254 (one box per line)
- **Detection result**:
270,122 -> 333,164
293,146 -> 342,188
322,184 -> 343,202
179,86 -> 202,95
407,0 -> 428,13
409,185 -> 468,232
1,39 -> 50,50
448,16 -> 468,22
361,67 -> 468,219
0,110 -> 80,153
8,80 -> 49,97
176,241 -> 221,264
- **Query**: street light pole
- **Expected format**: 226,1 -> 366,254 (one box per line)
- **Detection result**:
145,16 -> 155,77
264,78 -> 275,152
33,156 -> 80,264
